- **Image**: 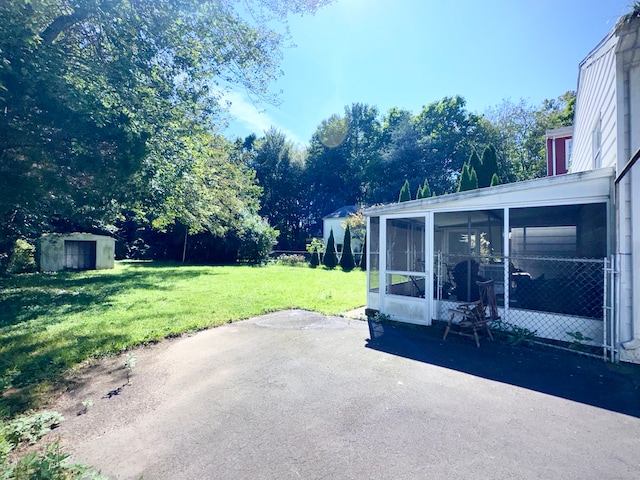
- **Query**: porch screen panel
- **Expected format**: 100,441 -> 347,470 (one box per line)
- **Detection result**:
386,218 -> 425,272
434,210 -> 504,302
385,217 -> 426,298
508,203 -> 606,318
368,217 -> 380,293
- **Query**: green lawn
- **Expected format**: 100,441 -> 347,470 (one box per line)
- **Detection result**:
0,261 -> 366,414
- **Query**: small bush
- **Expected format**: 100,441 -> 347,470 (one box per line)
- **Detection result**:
276,254 -> 306,266
7,239 -> 36,274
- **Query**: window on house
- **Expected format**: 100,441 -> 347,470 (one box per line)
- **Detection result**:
592,118 -> 602,168
565,138 -> 573,171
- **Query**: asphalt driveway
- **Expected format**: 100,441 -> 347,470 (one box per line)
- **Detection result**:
53,310 -> 640,479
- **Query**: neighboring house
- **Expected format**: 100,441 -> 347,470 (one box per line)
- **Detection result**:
363,12 -> 640,363
323,205 -> 362,253
546,126 -> 573,176
38,233 -> 115,272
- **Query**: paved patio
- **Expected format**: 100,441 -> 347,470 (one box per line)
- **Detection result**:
53,310 -> 640,479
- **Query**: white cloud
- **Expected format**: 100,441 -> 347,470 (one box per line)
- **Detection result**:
221,89 -> 305,146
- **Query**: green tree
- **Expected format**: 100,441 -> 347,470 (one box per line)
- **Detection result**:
339,224 -> 355,271
305,103 -> 381,224
323,229 -> 338,269
0,0 -> 329,254
251,127 -> 306,250
480,145 -> 499,187
421,179 -> 432,198
368,110 -> 421,203
310,247 -> 320,268
458,164 -> 474,192
484,92 -> 575,182
469,168 -> 479,190
490,173 -> 500,187
398,180 -> 411,202
413,96 -> 490,194
468,150 -> 483,184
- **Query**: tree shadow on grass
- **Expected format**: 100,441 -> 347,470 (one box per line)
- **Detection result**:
0,332 -> 132,416
0,263 -> 224,414
0,263 -> 222,328
366,319 -> 640,418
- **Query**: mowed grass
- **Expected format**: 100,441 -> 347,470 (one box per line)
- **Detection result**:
0,261 -> 366,414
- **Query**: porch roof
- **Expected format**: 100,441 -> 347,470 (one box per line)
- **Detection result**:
363,167 -> 614,217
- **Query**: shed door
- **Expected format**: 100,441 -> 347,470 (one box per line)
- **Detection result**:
64,241 -> 97,270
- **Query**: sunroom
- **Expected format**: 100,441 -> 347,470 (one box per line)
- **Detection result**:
364,167 -> 615,354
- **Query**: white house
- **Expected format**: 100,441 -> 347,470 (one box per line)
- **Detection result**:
363,11 -> 640,363
323,205 -> 362,253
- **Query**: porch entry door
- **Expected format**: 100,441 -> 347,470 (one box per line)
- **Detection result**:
64,240 -> 97,270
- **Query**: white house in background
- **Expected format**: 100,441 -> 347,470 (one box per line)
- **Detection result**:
363,11 -> 640,363
38,233 -> 115,272
322,205 -> 362,253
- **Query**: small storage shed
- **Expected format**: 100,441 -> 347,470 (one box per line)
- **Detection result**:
39,233 -> 115,272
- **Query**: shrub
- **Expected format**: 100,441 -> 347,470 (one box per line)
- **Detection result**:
7,239 -> 37,274
276,254 -> 306,266
237,215 -> 279,265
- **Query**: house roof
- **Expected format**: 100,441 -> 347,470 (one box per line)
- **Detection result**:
363,167 -> 614,217
323,205 -> 359,220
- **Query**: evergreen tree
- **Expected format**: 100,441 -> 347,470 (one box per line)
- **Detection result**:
420,178 -> 431,198
469,168 -> 479,190
398,179 -> 411,202
323,229 -> 338,269
339,224 -> 355,271
416,185 -> 424,199
310,247 -> 320,268
480,145 -> 499,187
468,150 -> 482,183
458,164 -> 472,192
490,173 -> 500,187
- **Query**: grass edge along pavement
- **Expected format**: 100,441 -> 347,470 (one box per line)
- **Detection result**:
0,261 -> 366,416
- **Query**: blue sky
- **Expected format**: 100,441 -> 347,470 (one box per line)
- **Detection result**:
223,0 -> 631,146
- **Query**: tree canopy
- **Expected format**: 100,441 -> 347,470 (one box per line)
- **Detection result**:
0,0 -> 330,259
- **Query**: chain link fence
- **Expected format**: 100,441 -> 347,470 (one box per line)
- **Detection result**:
435,253 -> 612,358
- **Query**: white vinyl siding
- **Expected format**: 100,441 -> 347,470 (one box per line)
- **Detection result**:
572,33 -> 618,172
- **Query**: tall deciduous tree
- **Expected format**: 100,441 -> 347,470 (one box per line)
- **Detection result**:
250,127 -> 306,249
413,96 -> 488,194
484,92 -> 575,182
305,103 -> 381,224
0,0 -> 329,254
